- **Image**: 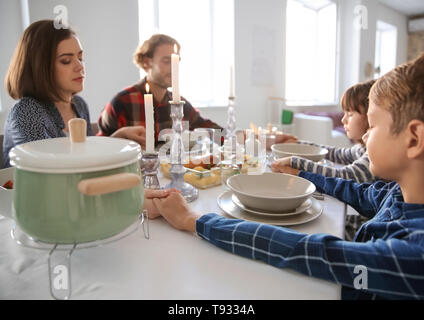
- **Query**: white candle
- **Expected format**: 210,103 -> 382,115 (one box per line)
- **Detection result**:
171,44 -> 180,102
144,83 -> 154,153
229,65 -> 234,98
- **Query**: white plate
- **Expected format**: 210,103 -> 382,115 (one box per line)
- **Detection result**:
0,167 -> 14,220
217,191 -> 322,226
231,194 -> 312,217
0,167 -> 14,187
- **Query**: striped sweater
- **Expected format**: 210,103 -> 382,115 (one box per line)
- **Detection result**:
290,141 -> 376,183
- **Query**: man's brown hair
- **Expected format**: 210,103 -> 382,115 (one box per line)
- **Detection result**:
341,79 -> 377,114
5,19 -> 76,103
133,34 -> 180,71
369,52 -> 424,135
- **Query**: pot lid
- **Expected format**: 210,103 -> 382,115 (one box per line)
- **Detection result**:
9,136 -> 141,173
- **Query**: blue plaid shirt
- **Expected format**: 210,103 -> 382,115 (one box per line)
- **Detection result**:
196,172 -> 424,300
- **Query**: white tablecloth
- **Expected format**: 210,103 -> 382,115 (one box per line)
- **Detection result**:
0,175 -> 345,300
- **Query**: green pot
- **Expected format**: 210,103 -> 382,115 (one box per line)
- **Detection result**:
13,163 -> 143,244
2,122 -> 144,244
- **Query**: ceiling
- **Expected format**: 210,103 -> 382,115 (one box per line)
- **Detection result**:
379,0 -> 424,17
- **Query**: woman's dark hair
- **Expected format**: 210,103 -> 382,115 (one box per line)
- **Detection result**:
5,19 -> 76,103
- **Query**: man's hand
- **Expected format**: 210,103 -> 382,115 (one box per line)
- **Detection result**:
112,126 -> 146,149
153,191 -> 201,232
271,156 -> 300,176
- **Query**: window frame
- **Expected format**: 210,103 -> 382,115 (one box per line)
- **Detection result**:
138,0 -> 234,108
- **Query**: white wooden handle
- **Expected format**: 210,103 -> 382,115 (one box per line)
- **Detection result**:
78,173 -> 141,196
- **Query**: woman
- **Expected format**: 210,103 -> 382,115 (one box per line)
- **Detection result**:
3,19 -> 145,168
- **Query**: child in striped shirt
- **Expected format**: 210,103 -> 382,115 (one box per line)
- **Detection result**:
271,79 -> 377,183
272,80 -> 378,240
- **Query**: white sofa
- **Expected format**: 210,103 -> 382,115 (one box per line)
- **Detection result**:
292,113 -> 353,148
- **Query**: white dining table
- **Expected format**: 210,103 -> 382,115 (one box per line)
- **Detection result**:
0,173 -> 345,300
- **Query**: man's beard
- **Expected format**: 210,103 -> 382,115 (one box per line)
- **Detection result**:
151,74 -> 171,89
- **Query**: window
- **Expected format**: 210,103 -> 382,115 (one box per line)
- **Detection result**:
285,0 -> 338,105
138,0 -> 234,107
374,20 -> 397,79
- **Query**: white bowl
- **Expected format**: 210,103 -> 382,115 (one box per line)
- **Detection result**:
271,143 -> 328,162
0,167 -> 14,187
227,173 -> 316,213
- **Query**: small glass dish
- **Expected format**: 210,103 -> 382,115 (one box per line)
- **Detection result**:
184,167 -> 222,189
159,160 -> 222,189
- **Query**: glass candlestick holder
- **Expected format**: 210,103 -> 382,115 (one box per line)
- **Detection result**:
140,152 -> 160,190
226,96 -> 236,140
165,101 -> 198,202
221,95 -> 244,186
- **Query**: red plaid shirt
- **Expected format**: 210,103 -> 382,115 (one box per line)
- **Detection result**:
97,77 -> 222,145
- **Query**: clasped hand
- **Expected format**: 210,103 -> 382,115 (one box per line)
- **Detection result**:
144,189 -> 199,232
112,126 -> 147,149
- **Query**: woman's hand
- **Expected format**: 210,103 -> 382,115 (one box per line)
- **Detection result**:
271,156 -> 300,176
274,133 -> 298,144
143,189 -> 171,219
153,191 -> 201,232
112,126 -> 146,148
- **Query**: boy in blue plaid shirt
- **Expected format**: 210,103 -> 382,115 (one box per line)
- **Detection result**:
151,53 -> 424,300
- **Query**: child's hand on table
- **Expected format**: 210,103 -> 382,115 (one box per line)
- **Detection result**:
271,156 -> 300,176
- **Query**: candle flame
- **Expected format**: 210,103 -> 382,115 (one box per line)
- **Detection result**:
146,83 -> 150,93
174,44 -> 178,54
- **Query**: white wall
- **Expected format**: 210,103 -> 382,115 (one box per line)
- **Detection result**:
230,0 -> 409,130
0,0 -> 24,133
358,0 -> 408,82
0,0 -> 410,133
337,0 -> 361,97
233,0 -> 286,130
375,1 -> 408,67
28,0 -> 140,123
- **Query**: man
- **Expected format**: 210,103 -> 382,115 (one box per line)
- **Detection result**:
97,34 -> 222,149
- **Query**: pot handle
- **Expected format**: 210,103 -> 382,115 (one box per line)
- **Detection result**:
0,187 -> 13,219
69,118 -> 86,143
78,173 -> 141,196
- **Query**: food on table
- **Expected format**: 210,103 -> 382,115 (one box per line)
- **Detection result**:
249,122 -> 259,135
2,180 -> 13,189
184,167 -> 221,189
184,154 -> 220,170
238,154 -> 260,174
159,160 -> 222,189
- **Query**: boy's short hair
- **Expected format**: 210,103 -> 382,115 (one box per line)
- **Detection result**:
369,52 -> 424,134
341,79 -> 376,114
5,19 -> 76,103
133,34 -> 180,71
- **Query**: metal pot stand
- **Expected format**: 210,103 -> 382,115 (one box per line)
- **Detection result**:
10,210 -> 150,300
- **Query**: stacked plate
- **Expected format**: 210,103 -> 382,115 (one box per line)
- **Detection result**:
217,173 -> 323,226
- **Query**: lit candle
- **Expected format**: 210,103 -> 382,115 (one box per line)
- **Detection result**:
229,65 -> 234,98
171,44 -> 180,102
144,83 -> 154,153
